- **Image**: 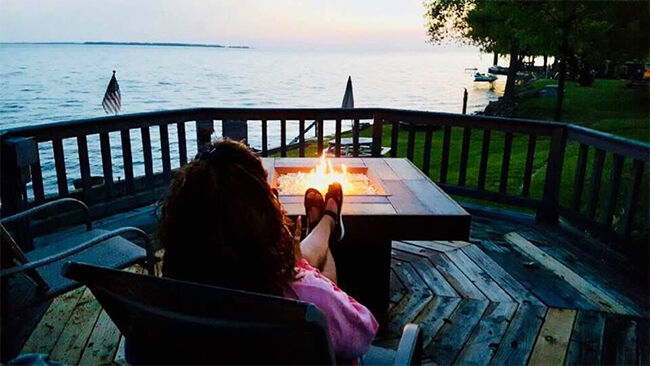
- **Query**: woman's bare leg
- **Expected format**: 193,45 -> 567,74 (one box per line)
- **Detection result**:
300,215 -> 334,269
300,197 -> 339,274
320,248 -> 337,284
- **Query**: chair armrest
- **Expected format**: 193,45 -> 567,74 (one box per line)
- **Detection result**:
0,227 -> 151,278
1,198 -> 93,231
393,323 -> 423,366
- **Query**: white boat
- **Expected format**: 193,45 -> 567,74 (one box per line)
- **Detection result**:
474,72 -> 498,82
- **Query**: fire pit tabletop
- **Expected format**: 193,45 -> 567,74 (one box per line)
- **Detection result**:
263,157 -> 470,242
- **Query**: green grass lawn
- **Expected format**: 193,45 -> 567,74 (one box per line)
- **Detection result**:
514,79 -> 649,142
276,79 -> 649,237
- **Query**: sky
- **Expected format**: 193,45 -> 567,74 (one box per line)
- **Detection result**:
0,0 -> 462,51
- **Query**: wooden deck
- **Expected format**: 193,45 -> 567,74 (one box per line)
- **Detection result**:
13,207 -> 650,365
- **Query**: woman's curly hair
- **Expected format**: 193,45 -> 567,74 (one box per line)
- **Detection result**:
158,139 -> 296,295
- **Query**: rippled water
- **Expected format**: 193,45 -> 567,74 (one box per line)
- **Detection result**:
1,44 -> 504,196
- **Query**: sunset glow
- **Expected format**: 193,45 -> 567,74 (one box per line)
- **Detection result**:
0,0 -> 432,50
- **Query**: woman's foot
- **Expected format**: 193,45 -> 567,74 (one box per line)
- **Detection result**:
304,188 -> 324,235
324,182 -> 344,242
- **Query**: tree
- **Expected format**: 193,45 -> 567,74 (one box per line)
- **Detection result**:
424,0 -> 545,100
531,0 -> 648,120
424,0 -> 649,120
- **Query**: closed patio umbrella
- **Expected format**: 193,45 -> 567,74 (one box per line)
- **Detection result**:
341,76 -> 354,109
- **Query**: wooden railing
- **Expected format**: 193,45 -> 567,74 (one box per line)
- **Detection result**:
371,110 -> 566,222
561,125 -> 650,242
1,107 -> 648,251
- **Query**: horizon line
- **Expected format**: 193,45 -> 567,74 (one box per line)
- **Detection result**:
0,41 -> 252,49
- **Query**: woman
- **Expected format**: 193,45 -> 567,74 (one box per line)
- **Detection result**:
158,139 -> 378,360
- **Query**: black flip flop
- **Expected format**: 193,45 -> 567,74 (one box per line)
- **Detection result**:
304,188 -> 324,234
324,182 -> 344,242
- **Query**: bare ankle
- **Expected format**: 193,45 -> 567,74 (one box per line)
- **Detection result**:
321,214 -> 336,231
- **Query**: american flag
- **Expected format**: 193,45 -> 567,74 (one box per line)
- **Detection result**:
102,70 -> 121,114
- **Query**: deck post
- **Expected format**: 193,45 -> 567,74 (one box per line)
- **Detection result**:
1,137 -> 38,250
222,120 -> 248,143
537,126 -> 567,223
196,120 -> 214,149
462,88 -> 468,114
371,113 -> 383,157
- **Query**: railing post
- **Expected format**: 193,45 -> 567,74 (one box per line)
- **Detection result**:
196,120 -> 214,149
222,120 -> 248,143
1,137 -> 38,250
462,88 -> 468,115
537,126 -> 567,223
371,113 -> 383,157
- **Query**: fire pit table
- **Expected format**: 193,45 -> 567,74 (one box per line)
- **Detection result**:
263,157 -> 470,322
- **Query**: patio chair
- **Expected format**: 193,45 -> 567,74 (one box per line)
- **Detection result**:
1,198 -> 155,310
62,261 -> 423,365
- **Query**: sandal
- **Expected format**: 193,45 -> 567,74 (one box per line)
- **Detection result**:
304,188 -> 324,234
324,182 -> 344,242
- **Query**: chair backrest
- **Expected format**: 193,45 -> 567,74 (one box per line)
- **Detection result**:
62,261 -> 336,365
1,223 -> 49,290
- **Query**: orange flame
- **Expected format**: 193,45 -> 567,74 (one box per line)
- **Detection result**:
276,153 -> 378,195
305,154 -> 350,195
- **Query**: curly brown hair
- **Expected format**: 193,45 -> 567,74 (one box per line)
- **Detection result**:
157,139 -> 296,295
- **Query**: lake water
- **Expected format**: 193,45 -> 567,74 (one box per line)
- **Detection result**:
0,44 -> 504,196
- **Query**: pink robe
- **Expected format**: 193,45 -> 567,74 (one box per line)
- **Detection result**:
284,259 -> 379,359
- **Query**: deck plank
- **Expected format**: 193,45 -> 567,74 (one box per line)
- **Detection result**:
491,304 -> 547,365
528,308 -> 576,366
21,287 -> 85,354
427,252 -> 487,300
413,296 -> 462,353
391,244 -> 457,297
505,232 -> 638,315
403,240 -> 468,252
462,245 -> 544,306
602,315 -> 638,365
478,240 -> 599,311
78,309 -> 121,365
388,261 -> 434,336
390,260 -> 431,295
455,302 -> 518,366
390,267 -> 407,304
113,336 -> 127,365
392,241 -> 433,256
427,299 -> 489,365
444,249 -> 512,302
519,229 -> 648,316
49,287 -> 103,364
437,241 -> 472,249
388,292 -> 433,337
410,259 -> 459,298
565,310 -> 606,366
